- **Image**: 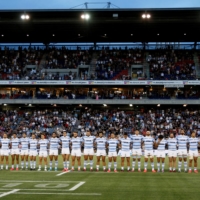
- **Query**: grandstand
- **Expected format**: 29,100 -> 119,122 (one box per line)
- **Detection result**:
0,7 -> 200,133
0,7 -> 200,200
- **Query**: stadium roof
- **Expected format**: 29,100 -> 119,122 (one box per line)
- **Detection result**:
0,8 -> 200,43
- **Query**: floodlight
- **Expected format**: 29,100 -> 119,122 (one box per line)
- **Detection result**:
81,14 -> 90,20
147,14 -> 151,18
21,14 -> 30,20
142,14 -> 146,18
21,15 -> 25,19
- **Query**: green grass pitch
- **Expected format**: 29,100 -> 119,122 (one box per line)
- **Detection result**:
0,156 -> 200,200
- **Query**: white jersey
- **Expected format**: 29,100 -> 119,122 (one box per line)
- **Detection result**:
119,137 -> 131,151
38,139 -> 48,151
167,138 -> 177,151
49,137 -> 60,150
131,135 -> 143,149
143,136 -> 155,150
82,136 -> 95,149
107,138 -> 119,152
95,137 -> 107,150
71,137 -> 82,150
176,135 -> 189,150
11,138 -> 20,149
60,136 -> 70,149
20,137 -> 30,150
1,138 -> 10,150
157,139 -> 167,150
29,139 -> 38,151
188,137 -> 199,151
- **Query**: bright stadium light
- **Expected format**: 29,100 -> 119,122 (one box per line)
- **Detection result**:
142,13 -> 151,19
142,14 -> 146,18
103,104 -> 107,107
129,104 -> 133,107
21,14 -> 30,20
81,14 -> 90,20
146,14 -> 151,18
85,14 -> 90,19
21,15 -> 25,19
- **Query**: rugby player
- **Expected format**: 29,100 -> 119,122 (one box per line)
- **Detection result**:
142,131 -> 156,173
10,132 -> 20,170
29,133 -> 38,170
107,133 -> 119,172
20,132 -> 30,170
167,133 -> 177,172
0,133 -> 10,170
155,135 -> 167,172
188,131 -> 199,173
119,133 -> 131,171
70,131 -> 82,171
131,130 -> 143,172
48,132 -> 60,171
95,132 -> 107,171
38,133 -> 48,171
60,130 -> 71,171
82,130 -> 95,171
176,129 -> 189,172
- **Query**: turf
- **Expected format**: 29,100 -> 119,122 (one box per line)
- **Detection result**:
0,156 -> 200,200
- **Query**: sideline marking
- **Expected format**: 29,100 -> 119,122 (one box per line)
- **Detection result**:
56,170 -> 71,176
0,189 -> 20,198
69,182 -> 85,191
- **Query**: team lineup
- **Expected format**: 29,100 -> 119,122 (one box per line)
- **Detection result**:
0,129 -> 199,173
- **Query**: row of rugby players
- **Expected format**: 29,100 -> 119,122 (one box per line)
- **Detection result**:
0,129 -> 199,173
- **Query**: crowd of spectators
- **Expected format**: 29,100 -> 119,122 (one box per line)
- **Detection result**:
0,87 -> 199,100
0,109 -> 78,138
1,47 -> 200,81
0,47 -> 42,80
94,49 -> 142,80
148,88 -> 200,99
1,107 -> 200,139
148,50 -> 196,80
44,48 -> 92,69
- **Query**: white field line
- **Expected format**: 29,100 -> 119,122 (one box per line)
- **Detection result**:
56,170 -> 71,176
15,192 -> 101,196
69,182 -> 85,191
0,189 -> 20,198
0,180 -> 80,183
0,189 -> 81,191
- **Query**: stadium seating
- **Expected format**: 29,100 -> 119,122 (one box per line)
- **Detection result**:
148,50 -> 196,80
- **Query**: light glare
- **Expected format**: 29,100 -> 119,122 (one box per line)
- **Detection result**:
81,14 -> 90,20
